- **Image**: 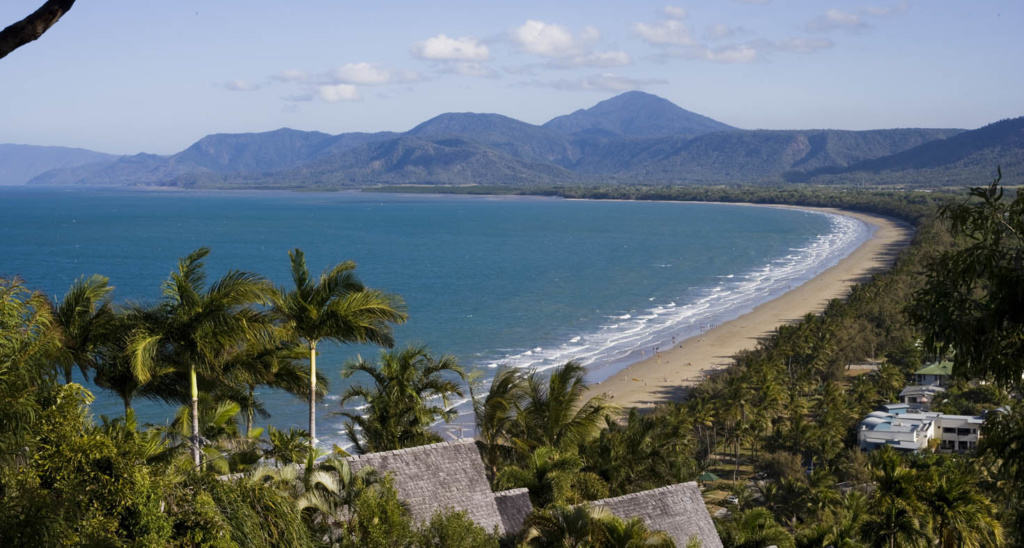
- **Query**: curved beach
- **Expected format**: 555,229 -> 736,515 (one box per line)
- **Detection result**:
593,206 -> 913,409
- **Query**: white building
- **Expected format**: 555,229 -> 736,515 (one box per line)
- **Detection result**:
899,384 -> 946,410
858,403 -> 983,453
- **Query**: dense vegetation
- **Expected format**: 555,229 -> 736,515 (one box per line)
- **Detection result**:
1,180 -> 1022,546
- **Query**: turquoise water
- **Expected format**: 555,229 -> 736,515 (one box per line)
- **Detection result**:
0,187 -> 869,446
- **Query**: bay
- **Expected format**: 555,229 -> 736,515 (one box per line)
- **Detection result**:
0,187 -> 869,446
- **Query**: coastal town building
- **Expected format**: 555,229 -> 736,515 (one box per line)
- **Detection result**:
899,384 -> 946,410
913,361 -> 953,386
858,403 -> 983,453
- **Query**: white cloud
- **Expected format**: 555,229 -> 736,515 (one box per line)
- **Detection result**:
543,50 -> 631,69
705,23 -> 748,41
704,44 -> 758,63
441,61 -> 499,78
412,34 -> 490,61
579,26 -> 600,43
512,20 -> 597,57
223,80 -> 260,91
525,72 -> 667,92
769,37 -> 834,54
317,84 -> 360,102
663,6 -> 687,19
808,9 -> 866,31
633,18 -> 697,46
272,69 -> 308,83
329,62 -> 392,85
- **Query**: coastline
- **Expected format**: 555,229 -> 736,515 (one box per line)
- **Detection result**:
591,206 -> 913,410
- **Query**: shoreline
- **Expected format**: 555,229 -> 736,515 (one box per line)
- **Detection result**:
592,206 -> 913,410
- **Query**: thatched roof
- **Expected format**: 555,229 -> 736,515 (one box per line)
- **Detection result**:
590,482 -> 722,548
345,439 -> 506,534
494,488 -> 532,535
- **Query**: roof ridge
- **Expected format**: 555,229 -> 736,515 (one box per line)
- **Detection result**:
494,487 -> 530,496
345,438 -> 476,461
590,481 -> 699,504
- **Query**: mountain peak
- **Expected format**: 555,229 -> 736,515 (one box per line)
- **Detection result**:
408,112 -> 534,136
543,90 -> 735,139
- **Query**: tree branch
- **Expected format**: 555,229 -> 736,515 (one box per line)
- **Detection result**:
0,0 -> 76,60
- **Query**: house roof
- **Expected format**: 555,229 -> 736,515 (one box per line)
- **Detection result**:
494,488 -> 533,535
590,482 -> 723,548
914,361 -> 953,376
345,439 -> 507,534
899,384 -> 946,398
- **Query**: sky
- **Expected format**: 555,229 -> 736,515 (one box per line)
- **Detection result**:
1,0 -> 1022,155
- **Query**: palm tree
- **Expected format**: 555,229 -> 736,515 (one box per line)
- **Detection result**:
920,466 -> 1003,548
340,345 -> 464,454
272,248 -> 406,451
716,507 -> 795,548
160,397 -> 262,474
50,274 -> 114,384
218,339 -> 322,436
129,247 -> 272,468
523,505 -> 673,548
265,426 -> 312,465
522,504 -> 605,547
0,278 -> 59,461
866,448 -> 930,548
596,514 -> 675,547
469,367 -> 527,479
584,408 -> 697,496
496,445 -> 608,508
514,361 -> 617,452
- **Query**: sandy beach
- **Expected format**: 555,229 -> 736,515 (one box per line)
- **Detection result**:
593,206 -> 913,410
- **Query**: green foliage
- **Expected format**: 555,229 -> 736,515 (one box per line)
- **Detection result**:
716,508 -> 795,548
341,345 -> 465,454
167,473 -> 313,548
514,361 -> 618,452
931,380 -> 1010,415
50,274 -> 114,384
416,509 -> 500,548
265,425 -> 312,465
910,172 -> 1024,388
341,477 -> 416,548
273,247 -> 407,449
523,504 -> 674,548
0,383 -> 173,547
497,446 -> 608,508
583,408 -> 698,496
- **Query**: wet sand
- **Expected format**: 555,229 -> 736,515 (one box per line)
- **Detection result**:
592,206 -> 913,409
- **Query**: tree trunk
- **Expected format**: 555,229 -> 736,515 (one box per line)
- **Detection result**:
309,341 -> 317,450
190,365 -> 201,468
245,385 -> 254,437
0,0 -> 76,60
123,396 -> 131,418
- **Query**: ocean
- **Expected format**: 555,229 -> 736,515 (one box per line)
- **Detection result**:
0,187 -> 870,446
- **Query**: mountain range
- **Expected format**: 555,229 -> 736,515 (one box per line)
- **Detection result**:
7,91 -> 1023,189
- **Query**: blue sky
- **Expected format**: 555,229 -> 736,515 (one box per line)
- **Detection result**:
1,0 -> 1021,154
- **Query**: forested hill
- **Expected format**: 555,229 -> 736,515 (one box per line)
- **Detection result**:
0,144 -> 117,185
14,91 -> 1021,189
791,116 -> 1024,186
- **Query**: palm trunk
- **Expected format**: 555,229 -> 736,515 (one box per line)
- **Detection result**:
123,396 -> 131,418
309,341 -> 317,450
190,365 -> 201,468
245,385 -> 254,437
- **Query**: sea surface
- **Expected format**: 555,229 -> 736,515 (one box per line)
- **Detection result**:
0,187 -> 871,446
